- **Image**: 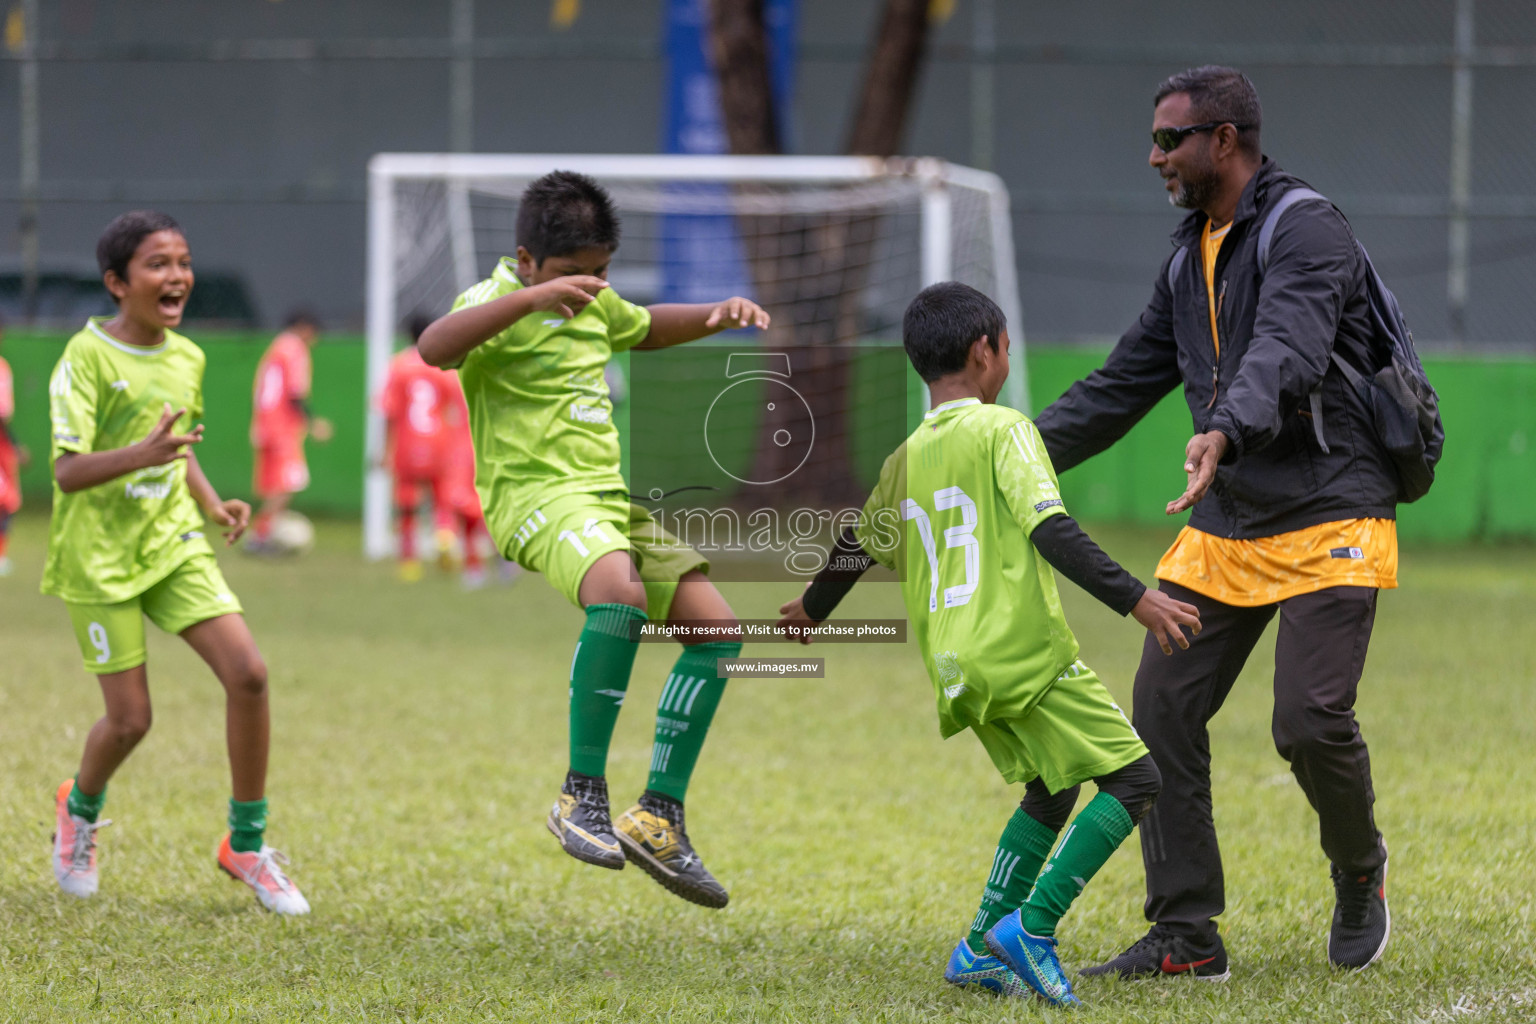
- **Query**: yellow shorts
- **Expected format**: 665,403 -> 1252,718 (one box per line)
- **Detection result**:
971,661 -> 1148,792
507,492 -> 708,620
63,554 -> 243,674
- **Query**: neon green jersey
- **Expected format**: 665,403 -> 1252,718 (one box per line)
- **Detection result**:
450,258 -> 652,550
855,398 -> 1079,737
41,318 -> 213,604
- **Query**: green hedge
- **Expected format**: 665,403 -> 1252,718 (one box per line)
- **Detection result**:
5,329 -> 1532,541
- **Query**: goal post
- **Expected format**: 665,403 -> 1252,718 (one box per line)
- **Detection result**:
364,153 -> 1026,560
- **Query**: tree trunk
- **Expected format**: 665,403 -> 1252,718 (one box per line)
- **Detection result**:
709,0 -> 781,156
706,0 -> 934,508
846,0 -> 933,157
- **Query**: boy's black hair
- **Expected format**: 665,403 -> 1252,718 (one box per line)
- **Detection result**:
283,308 -> 321,331
902,282 -> 1006,383
404,310 -> 434,344
96,210 -> 182,283
516,170 -> 621,264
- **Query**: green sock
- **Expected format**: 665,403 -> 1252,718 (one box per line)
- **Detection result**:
569,603 -> 648,777
228,797 -> 269,854
1019,792 -> 1135,937
67,778 -> 106,823
966,808 -> 1059,954
645,641 -> 739,802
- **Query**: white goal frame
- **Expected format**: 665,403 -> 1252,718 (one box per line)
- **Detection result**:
364,153 -> 1026,560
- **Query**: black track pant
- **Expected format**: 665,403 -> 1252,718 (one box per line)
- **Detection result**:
1134,581 -> 1387,941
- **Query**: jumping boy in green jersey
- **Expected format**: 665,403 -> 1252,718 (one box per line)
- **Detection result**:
777,283 -> 1202,1005
419,171 -> 770,908
42,211 -> 308,915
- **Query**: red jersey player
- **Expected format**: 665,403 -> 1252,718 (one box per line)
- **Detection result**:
248,311 -> 330,553
0,317 -> 27,577
380,315 -> 488,585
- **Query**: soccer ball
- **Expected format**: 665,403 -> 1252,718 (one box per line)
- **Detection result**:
266,511 -> 315,555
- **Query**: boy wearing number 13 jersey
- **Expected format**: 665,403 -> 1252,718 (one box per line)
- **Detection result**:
781,283 -> 1202,1006
418,171 -> 771,908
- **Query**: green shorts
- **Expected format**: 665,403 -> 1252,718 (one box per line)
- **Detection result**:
64,554 -> 243,674
506,492 -> 708,619
971,660 -> 1148,793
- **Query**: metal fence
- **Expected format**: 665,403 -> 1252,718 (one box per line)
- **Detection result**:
2,0 -> 1533,349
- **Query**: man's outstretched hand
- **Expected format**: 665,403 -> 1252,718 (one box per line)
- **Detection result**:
1131,589 -> 1202,655
1167,429 -> 1230,515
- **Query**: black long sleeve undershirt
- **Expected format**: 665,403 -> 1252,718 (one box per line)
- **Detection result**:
801,515 -> 1145,623
1028,513 -> 1145,616
801,527 -> 875,622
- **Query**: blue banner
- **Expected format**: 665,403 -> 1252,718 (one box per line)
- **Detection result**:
659,0 -> 797,303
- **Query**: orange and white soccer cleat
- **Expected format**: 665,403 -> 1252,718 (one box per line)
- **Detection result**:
52,778 -> 110,898
217,834 -> 311,916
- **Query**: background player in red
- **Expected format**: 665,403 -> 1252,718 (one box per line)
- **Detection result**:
439,361 -> 496,588
248,311 -> 331,553
381,314 -> 489,585
380,314 -> 454,580
0,315 -> 28,577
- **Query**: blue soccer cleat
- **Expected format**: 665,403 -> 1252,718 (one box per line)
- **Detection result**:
984,910 -> 1082,1007
943,938 -> 1027,997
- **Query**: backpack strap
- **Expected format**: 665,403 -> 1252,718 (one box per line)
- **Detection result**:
1257,186 -> 1340,453
1166,245 -> 1189,295
1257,187 -> 1328,274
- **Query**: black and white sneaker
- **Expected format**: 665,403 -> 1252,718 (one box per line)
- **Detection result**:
546,771 -> 625,869
615,791 -> 729,909
1328,858 -> 1390,970
1079,924 -> 1230,981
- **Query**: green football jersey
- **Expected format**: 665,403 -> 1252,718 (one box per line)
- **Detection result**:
855,397 -> 1079,737
41,318 -> 214,604
450,258 -> 652,550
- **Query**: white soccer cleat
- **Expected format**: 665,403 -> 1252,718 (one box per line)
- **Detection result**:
218,835 -> 311,915
52,778 -> 110,898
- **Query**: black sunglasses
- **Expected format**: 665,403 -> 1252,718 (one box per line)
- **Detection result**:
1151,121 -> 1251,153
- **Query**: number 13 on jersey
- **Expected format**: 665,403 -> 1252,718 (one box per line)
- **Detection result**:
902,486 -> 979,613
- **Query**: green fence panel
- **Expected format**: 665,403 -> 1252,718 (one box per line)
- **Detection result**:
6,329 -> 1533,541
1024,349 -> 1536,543
6,329 -> 366,516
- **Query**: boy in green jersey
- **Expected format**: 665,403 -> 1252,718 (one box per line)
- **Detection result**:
42,211 -> 308,915
777,283 -> 1202,1005
419,171 -> 770,908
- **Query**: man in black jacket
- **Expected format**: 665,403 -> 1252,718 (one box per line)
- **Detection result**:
1036,66 -> 1395,977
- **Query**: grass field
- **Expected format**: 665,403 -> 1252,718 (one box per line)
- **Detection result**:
1,511 -> 1533,1022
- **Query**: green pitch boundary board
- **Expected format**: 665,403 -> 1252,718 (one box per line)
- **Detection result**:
4,331 -> 1532,543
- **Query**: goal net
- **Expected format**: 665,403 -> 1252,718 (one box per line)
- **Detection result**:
364,154 -> 1024,563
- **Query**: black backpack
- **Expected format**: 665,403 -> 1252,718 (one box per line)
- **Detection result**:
1257,188 -> 1444,502
1170,187 -> 1446,502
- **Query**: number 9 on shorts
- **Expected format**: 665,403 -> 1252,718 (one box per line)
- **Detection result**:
65,600 -> 147,674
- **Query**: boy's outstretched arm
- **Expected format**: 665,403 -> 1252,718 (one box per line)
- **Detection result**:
1028,514 -> 1201,655
54,403 -> 202,494
185,449 -> 251,545
634,298 -> 770,350
776,527 -> 875,645
418,275 -> 610,367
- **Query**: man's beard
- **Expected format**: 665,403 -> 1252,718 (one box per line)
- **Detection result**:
1169,164 -> 1219,209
